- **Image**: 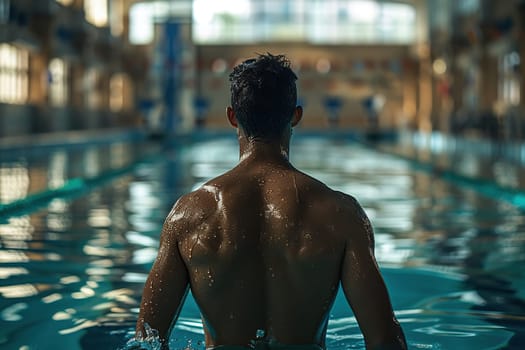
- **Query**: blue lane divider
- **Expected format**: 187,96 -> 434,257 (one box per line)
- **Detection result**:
0,128 -> 147,160
365,141 -> 525,211
0,153 -> 162,221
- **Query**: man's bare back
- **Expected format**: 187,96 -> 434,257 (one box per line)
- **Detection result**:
180,155 -> 348,346
136,54 -> 406,350
137,147 -> 405,349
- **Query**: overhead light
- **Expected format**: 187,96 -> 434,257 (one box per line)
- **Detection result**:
432,58 -> 447,75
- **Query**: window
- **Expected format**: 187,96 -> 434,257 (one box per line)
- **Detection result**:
109,0 -> 125,37
192,0 -> 417,44
84,0 -> 108,27
110,73 -> 132,112
0,44 -> 29,104
48,58 -> 68,107
129,1 -> 192,45
499,52 -> 521,106
129,2 -> 155,44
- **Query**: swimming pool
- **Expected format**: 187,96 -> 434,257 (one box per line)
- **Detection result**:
0,133 -> 524,349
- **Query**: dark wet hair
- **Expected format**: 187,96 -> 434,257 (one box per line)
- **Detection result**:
229,53 -> 298,139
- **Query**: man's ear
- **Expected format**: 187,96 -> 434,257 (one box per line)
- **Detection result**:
291,106 -> 303,127
226,106 -> 238,128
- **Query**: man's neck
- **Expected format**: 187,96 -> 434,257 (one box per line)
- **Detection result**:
238,134 -> 291,165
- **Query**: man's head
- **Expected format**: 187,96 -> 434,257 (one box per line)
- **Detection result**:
228,53 -> 301,140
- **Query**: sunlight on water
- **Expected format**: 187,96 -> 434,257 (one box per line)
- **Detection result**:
0,136 -> 524,349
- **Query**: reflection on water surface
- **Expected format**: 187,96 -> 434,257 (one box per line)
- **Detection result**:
0,136 -> 524,349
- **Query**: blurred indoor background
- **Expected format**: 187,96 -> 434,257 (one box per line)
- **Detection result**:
0,0 -> 523,139
1,3 -> 525,348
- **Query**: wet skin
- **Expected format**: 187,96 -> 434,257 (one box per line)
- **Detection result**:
136,107 -> 406,350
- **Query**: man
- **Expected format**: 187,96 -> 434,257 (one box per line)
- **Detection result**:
136,53 -> 407,350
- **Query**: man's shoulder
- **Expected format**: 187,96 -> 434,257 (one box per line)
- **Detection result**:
299,170 -> 359,205
166,186 -> 218,226
311,185 -> 365,223
332,190 -> 360,206
332,190 -> 367,219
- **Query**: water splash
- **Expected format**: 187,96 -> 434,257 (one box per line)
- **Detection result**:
121,324 -> 203,350
122,323 -> 162,350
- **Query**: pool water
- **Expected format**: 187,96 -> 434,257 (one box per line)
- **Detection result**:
1,134 -> 524,349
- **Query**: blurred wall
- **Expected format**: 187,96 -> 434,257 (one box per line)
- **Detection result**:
195,44 -> 416,130
0,0 -> 147,138
428,0 -> 525,140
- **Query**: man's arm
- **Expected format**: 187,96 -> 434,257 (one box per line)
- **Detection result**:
340,197 -> 407,350
135,206 -> 189,346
